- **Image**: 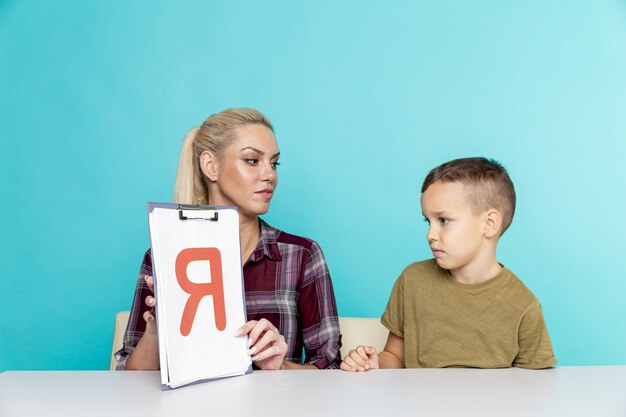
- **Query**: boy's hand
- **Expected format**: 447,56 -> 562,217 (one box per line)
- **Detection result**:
340,345 -> 379,372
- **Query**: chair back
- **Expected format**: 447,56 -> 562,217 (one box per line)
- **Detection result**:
338,317 -> 388,359
110,311 -> 130,370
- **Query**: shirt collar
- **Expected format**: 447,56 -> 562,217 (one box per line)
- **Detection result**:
249,218 -> 282,262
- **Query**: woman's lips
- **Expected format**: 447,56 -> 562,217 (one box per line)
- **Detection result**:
256,189 -> 274,199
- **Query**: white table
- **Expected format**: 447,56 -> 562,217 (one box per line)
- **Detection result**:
1,366 -> 625,417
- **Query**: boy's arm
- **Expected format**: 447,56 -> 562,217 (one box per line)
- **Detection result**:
378,332 -> 404,368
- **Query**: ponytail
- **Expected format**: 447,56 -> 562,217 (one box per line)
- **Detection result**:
172,127 -> 208,204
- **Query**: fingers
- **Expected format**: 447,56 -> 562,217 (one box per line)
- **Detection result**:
238,318 -> 273,346
355,345 -> 369,362
143,310 -> 155,323
237,319 -> 287,365
235,320 -> 258,337
144,294 -> 156,329
249,325 -> 276,351
248,318 -> 274,346
349,347 -> 369,371
144,275 -> 154,291
364,346 -> 379,369
364,346 -> 377,356
145,294 -> 156,308
250,329 -> 287,361
250,336 -> 287,362
340,346 -> 376,372
341,353 -> 366,372
143,284 -> 156,334
142,310 -> 156,334
340,360 -> 358,372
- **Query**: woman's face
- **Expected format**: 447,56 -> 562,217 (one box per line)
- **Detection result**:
207,124 -> 280,219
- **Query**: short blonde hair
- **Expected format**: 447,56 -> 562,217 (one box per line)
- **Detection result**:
172,108 -> 273,204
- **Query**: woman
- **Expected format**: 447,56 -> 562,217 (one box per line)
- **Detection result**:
116,108 -> 341,370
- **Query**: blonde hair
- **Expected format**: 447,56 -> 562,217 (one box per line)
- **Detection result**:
172,108 -> 274,204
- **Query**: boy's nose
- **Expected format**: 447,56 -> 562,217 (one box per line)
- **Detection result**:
426,228 -> 437,242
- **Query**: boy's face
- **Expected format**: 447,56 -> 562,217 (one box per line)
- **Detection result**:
421,181 -> 490,280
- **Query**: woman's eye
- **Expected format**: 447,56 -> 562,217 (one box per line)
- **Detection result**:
244,159 -> 258,166
271,161 -> 281,169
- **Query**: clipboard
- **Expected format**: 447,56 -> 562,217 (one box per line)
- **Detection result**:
147,203 -> 252,390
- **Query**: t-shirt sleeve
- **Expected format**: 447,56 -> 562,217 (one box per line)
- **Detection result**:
381,272 -> 405,339
513,301 -> 557,369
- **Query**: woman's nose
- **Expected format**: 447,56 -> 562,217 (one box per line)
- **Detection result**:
261,161 -> 277,182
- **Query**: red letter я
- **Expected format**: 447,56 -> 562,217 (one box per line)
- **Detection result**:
175,248 -> 226,336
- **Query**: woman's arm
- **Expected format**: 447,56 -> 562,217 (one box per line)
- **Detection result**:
116,251 -> 159,371
124,277 -> 160,370
297,241 -> 342,369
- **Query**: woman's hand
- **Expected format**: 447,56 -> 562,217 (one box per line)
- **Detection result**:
237,318 -> 288,370
142,275 -> 157,333
125,275 -> 159,370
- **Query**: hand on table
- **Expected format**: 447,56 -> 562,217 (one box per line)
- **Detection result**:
340,345 -> 379,372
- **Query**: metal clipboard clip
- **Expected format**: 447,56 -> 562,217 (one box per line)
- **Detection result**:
177,204 -> 219,222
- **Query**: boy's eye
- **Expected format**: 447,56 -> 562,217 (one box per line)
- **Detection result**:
439,218 -> 450,225
423,217 -> 430,225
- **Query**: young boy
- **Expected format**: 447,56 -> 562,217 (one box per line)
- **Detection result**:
341,157 -> 556,371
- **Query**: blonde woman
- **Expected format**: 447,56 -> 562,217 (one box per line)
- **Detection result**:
116,108 -> 341,370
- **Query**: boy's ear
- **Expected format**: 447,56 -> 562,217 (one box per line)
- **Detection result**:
199,151 -> 219,182
484,209 -> 502,239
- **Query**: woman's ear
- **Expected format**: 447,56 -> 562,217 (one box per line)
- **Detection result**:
484,209 -> 502,239
199,151 -> 219,182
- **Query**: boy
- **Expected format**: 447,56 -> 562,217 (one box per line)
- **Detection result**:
341,157 -> 556,371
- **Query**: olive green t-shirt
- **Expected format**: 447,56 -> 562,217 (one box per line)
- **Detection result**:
381,260 -> 556,369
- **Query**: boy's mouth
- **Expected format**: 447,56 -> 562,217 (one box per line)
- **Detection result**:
431,248 -> 444,258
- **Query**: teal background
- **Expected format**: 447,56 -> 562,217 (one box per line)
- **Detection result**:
1,1 -> 625,371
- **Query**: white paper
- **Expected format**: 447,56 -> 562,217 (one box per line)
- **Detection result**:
148,205 -> 251,389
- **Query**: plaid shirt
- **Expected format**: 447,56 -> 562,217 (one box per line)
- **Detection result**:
116,219 -> 342,369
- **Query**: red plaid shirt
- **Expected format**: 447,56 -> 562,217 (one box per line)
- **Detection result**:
116,219 -> 342,369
